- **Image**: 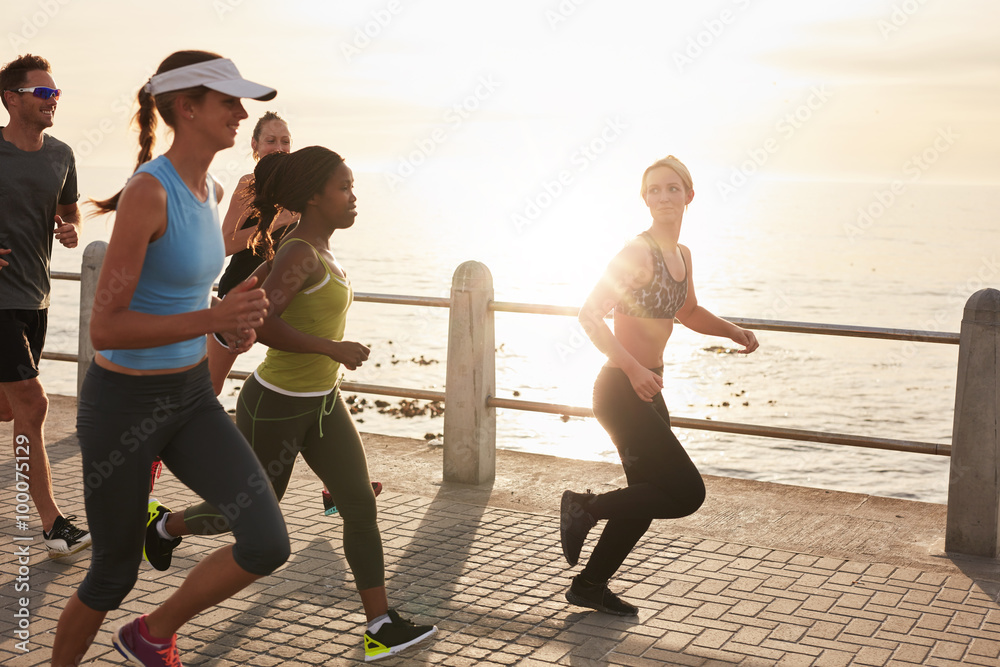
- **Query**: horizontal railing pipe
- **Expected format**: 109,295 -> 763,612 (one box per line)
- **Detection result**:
489,299 -> 959,344
486,396 -> 950,457
725,317 -> 960,344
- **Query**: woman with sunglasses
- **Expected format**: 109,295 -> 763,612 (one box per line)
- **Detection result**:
51,51 -> 290,667
146,146 -> 438,662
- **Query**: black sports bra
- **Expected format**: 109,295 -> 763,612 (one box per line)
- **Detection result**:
615,232 -> 688,319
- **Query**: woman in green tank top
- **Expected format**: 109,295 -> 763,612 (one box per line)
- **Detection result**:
148,146 -> 438,662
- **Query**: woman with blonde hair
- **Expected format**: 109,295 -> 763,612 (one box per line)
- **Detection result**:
563,155 -> 758,616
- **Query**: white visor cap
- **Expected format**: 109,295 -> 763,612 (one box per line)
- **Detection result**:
144,58 -> 276,101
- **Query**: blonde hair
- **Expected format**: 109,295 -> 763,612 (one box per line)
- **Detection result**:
640,155 -> 693,198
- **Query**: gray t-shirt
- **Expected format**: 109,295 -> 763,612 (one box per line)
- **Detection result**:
0,128 -> 79,309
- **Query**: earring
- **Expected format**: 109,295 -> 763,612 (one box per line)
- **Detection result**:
189,114 -> 195,119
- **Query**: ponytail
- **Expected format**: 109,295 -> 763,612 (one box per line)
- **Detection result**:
248,151 -> 288,261
89,50 -> 222,215
90,87 -> 159,213
249,146 -> 345,261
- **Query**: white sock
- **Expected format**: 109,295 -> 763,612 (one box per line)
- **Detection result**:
156,514 -> 175,540
367,613 -> 390,634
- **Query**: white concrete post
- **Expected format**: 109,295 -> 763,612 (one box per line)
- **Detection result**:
444,261 -> 496,485
946,288 -> 1000,557
77,241 -> 107,396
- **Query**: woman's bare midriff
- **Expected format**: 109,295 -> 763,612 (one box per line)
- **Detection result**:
608,313 -> 674,369
94,352 -> 207,376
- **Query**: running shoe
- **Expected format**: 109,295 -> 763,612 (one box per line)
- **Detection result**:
565,575 -> 638,616
363,608 -> 437,661
113,614 -> 184,667
144,499 -> 181,572
43,515 -> 91,559
560,489 -> 596,566
323,481 -> 383,516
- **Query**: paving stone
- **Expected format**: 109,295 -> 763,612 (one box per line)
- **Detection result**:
4,428 -> 1000,666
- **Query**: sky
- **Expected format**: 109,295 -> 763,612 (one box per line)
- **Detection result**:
3,0 -> 997,193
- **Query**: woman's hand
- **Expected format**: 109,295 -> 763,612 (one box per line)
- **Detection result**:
731,327 -> 759,354
218,329 -> 257,354
626,366 -> 664,403
213,276 -> 269,342
328,340 -> 370,370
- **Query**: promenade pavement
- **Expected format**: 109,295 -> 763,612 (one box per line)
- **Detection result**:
3,395 -> 1000,666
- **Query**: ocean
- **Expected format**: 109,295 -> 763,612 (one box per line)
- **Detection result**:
39,167 -> 998,506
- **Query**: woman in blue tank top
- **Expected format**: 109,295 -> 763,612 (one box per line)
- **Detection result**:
52,51 -> 290,667
563,156 -> 759,616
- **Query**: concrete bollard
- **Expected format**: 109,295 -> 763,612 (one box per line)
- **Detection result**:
946,288 -> 1000,558
443,261 -> 496,485
77,241 -> 107,397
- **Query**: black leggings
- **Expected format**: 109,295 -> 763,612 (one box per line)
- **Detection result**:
582,366 -> 706,584
75,361 -> 290,611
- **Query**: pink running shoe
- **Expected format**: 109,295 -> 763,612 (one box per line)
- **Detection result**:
113,614 -> 183,667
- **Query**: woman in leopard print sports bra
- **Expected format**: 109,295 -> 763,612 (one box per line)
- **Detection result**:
561,156 -> 759,616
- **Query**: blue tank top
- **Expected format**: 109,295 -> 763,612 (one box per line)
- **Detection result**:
99,156 -> 224,370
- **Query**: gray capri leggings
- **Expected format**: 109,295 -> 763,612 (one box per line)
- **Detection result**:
75,360 -> 290,611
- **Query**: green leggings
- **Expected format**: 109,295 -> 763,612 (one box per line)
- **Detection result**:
182,374 -> 384,590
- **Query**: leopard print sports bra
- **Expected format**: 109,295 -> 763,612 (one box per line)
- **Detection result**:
614,232 -> 688,319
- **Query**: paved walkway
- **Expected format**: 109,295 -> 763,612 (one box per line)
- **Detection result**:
3,397 -> 1000,665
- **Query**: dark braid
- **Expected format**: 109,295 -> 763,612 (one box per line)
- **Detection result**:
249,146 -> 345,261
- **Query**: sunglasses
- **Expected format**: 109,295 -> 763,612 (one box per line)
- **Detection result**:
6,86 -> 61,100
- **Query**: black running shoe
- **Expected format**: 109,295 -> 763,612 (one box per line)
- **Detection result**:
560,489 -> 596,566
43,515 -> 92,559
363,608 -> 437,661
566,575 -> 638,616
144,499 -> 181,571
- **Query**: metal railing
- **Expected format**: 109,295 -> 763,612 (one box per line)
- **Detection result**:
52,265 -> 957,459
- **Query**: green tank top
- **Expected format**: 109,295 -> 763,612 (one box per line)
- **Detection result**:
255,238 -> 353,395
